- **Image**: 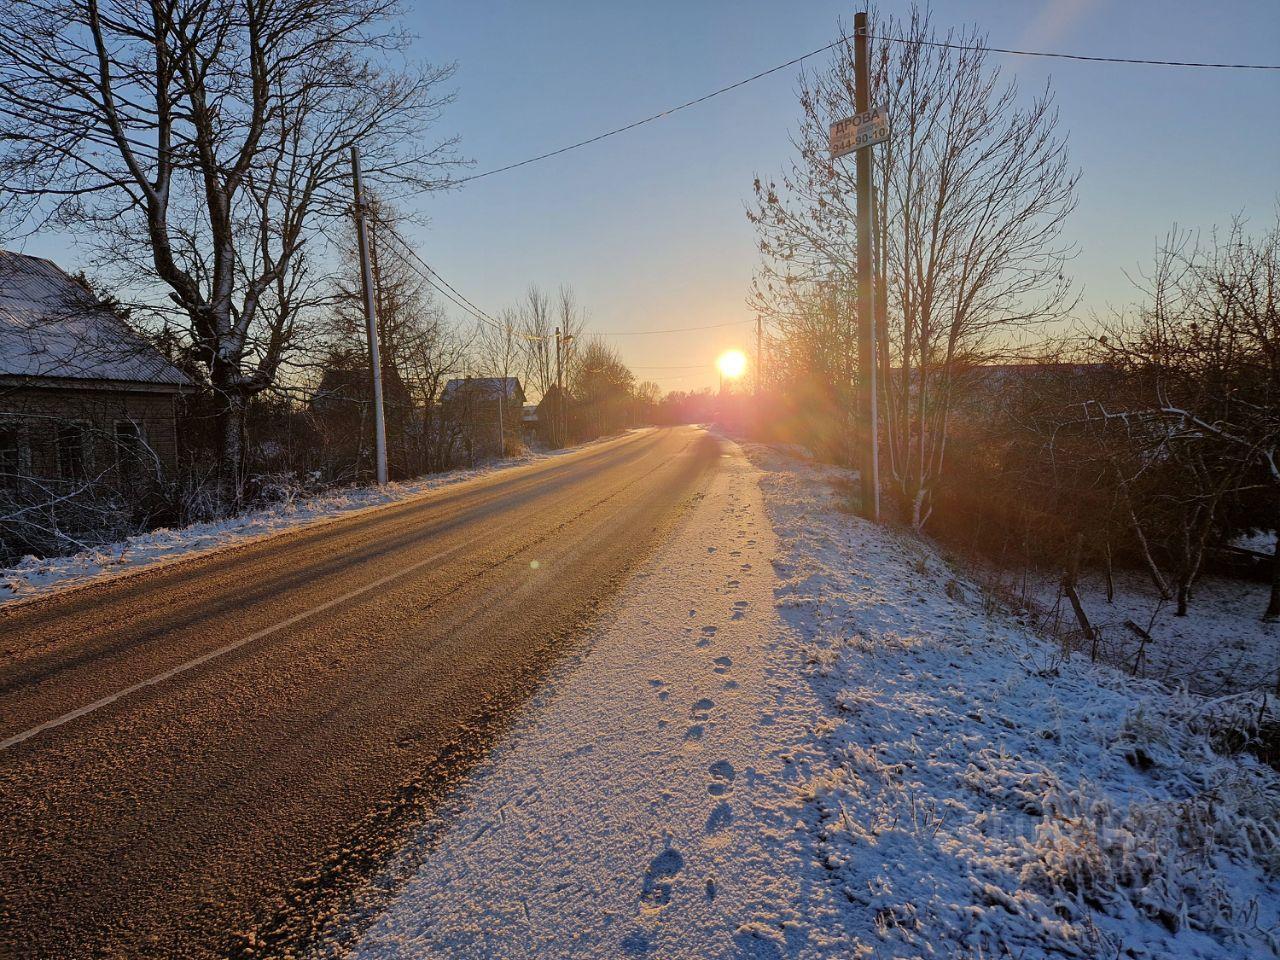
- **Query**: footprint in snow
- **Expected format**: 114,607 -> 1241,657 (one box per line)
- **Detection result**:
640,848 -> 684,907
691,698 -> 715,718
713,656 -> 732,674
708,760 -> 736,796
705,801 -> 734,835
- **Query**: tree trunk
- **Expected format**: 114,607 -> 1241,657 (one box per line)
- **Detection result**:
217,393 -> 247,512
1176,581 -> 1189,617
1062,532 -> 1098,658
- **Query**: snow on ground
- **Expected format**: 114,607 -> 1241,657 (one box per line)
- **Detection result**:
334,437 -> 1279,959
748,442 -> 1280,958
987,566 -> 1280,696
343,438 -> 842,958
0,431 -> 652,607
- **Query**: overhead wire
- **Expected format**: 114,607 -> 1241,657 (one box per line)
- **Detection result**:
451,32 -> 1279,186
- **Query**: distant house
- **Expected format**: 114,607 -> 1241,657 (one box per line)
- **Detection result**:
0,251 -> 193,490
441,376 -> 525,461
521,403 -> 539,442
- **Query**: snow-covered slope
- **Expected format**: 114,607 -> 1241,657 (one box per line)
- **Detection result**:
749,441 -> 1280,958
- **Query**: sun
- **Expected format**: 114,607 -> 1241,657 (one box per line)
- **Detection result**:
717,349 -> 747,380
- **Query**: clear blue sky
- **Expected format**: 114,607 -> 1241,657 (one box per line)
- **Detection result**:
20,1 -> 1280,393
396,0 -> 1278,391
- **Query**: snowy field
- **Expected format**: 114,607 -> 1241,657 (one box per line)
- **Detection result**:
984,566 -> 1280,696
0,432 -> 651,607
328,437 -> 1279,958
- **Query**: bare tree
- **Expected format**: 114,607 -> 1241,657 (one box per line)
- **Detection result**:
0,0 -> 459,507
570,337 -> 633,440
1086,217 -> 1280,617
325,197 -> 467,478
749,5 -> 1077,527
477,311 -> 523,456
519,285 -> 555,400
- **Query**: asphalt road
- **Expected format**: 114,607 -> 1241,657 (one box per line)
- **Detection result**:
0,426 -> 721,959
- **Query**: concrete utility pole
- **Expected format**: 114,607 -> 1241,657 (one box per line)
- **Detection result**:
853,11 -> 880,521
350,145 -> 388,485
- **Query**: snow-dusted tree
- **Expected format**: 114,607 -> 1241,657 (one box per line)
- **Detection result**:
0,0 -> 459,507
749,5 -> 1077,527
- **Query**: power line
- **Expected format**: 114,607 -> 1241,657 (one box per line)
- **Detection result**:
884,33 -> 1280,70
378,225 -> 550,342
601,319 -> 755,336
377,226 -> 760,341
453,34 -> 1278,186
454,38 -> 850,185
630,363 -> 718,370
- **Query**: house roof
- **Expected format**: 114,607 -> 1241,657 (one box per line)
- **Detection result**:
0,250 -> 192,388
442,376 -> 523,401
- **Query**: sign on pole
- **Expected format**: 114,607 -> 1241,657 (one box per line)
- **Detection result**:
829,104 -> 889,158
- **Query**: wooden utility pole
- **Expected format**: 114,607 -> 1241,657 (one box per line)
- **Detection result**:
555,326 -> 563,448
853,11 -> 880,521
351,145 -> 388,485
560,332 -> 573,445
755,314 -> 763,397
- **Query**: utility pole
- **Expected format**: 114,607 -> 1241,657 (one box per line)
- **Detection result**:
755,314 -> 763,398
350,145 -> 388,486
496,379 -> 505,456
560,332 -> 573,445
555,326 -> 563,448
853,11 -> 880,521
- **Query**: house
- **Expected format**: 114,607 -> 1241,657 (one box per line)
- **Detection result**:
521,403 -> 539,443
0,251 -> 193,490
441,376 -> 525,461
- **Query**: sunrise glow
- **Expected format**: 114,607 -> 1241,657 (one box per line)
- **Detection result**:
716,349 -> 747,380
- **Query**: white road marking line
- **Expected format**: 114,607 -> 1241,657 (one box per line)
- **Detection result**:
1,543 -> 466,753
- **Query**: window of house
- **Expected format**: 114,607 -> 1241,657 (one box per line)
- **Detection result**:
56,423 -> 86,480
0,429 -> 20,489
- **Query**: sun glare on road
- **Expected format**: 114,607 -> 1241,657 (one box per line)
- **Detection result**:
717,349 -> 747,380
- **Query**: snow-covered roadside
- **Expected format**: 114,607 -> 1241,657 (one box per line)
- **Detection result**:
746,442 -> 1280,958
339,438 -> 843,959
0,430 -> 653,606
984,566 -> 1280,696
